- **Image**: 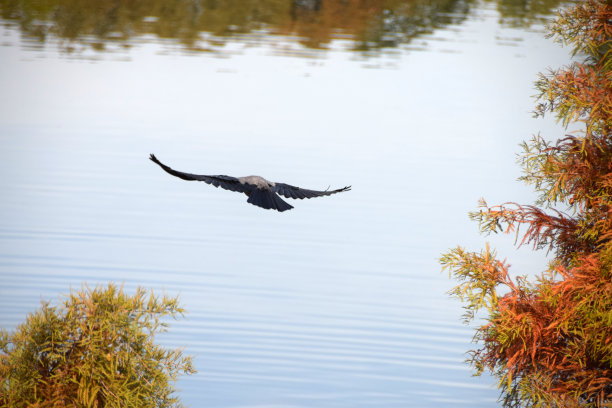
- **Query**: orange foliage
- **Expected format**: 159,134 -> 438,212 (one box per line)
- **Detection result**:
442,1 -> 612,406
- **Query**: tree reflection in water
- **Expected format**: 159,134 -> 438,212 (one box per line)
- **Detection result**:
1,0 -> 564,57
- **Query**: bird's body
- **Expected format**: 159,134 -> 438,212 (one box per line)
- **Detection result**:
238,175 -> 274,189
149,154 -> 350,212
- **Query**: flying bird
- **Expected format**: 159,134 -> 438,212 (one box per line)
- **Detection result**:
149,154 -> 351,212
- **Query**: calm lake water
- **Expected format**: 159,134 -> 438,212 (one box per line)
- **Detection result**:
1,0 -> 573,406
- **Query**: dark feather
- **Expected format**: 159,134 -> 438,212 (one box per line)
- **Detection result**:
149,154 -> 250,193
247,189 -> 294,212
273,183 -> 351,200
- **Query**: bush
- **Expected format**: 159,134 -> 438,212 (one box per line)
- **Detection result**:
441,1 -> 611,406
0,283 -> 195,408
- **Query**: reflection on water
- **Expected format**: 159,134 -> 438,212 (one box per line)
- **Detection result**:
1,0 -> 564,57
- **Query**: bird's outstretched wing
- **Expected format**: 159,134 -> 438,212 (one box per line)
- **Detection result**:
149,154 -> 250,193
273,182 -> 351,200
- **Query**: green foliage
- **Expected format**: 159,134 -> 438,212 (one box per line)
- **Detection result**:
441,1 -> 612,406
0,283 -> 196,408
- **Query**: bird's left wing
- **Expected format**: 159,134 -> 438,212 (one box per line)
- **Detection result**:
149,154 -> 250,193
273,182 -> 351,200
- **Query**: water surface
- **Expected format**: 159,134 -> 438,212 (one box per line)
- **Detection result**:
1,0 -> 572,406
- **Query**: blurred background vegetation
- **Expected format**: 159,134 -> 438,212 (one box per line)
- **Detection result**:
1,0 -> 568,55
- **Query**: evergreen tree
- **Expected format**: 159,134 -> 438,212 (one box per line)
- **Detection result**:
441,1 -> 611,406
0,283 -> 196,408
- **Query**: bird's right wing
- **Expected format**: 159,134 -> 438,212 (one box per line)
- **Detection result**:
273,182 -> 351,200
149,154 -> 250,193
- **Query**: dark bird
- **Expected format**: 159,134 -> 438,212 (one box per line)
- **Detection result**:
149,154 -> 351,212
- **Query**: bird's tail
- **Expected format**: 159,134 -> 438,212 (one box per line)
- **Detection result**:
247,189 -> 294,212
